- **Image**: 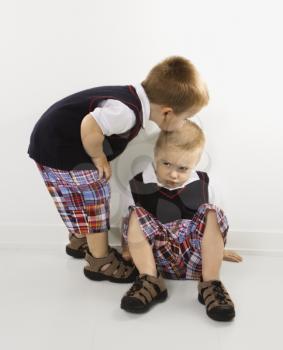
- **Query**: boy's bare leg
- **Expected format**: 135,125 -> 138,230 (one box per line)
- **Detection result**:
201,210 -> 225,281
86,232 -> 109,258
127,211 -> 158,277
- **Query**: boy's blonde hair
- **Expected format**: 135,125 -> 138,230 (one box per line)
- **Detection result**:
154,120 -> 205,154
142,56 -> 209,114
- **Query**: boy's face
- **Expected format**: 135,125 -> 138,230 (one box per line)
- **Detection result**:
154,146 -> 202,189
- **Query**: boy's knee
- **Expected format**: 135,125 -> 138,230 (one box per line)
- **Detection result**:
205,210 -> 220,229
129,209 -> 139,224
206,209 -> 217,219
128,210 -> 143,238
198,203 -> 224,217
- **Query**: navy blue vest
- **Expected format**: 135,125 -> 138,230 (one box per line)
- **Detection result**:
129,171 -> 209,223
28,85 -> 143,170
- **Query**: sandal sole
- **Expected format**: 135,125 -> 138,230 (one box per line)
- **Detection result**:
66,245 -> 86,259
121,290 -> 168,313
198,293 -> 235,321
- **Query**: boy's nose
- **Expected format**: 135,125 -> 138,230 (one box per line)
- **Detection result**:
170,170 -> 178,179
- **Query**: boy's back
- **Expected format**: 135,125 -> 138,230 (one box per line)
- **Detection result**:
28,85 -> 143,170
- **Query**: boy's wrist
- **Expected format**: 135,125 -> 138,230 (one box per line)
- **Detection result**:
90,152 -> 105,160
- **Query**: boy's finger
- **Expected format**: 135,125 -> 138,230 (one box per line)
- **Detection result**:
105,165 -> 112,181
104,167 -> 110,181
233,253 -> 243,261
232,256 -> 242,262
97,166 -> 103,179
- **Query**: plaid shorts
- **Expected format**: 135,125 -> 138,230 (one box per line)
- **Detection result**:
36,162 -> 111,235
122,203 -> 228,280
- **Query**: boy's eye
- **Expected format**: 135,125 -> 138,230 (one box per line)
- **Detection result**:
163,162 -> 171,167
178,167 -> 188,172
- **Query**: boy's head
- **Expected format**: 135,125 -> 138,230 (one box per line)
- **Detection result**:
142,56 -> 209,131
153,120 -> 205,189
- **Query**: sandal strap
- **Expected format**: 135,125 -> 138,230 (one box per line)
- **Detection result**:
85,248 -> 136,278
68,235 -> 87,250
198,280 -> 234,311
126,274 -> 165,304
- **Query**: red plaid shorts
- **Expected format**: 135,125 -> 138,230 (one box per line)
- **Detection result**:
122,204 -> 228,280
36,162 -> 111,235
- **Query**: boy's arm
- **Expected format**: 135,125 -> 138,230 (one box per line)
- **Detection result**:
80,113 -> 111,180
208,176 -> 243,263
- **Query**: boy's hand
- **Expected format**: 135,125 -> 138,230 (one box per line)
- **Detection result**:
91,153 -> 112,181
223,249 -> 243,263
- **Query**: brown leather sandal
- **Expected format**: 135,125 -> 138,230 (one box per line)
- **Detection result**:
198,280 -> 235,321
121,274 -> 168,313
84,248 -> 138,283
66,234 -> 87,259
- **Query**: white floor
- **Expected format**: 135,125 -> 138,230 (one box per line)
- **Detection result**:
0,245 -> 282,350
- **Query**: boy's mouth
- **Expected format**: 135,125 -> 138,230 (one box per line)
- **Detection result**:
166,181 -> 179,187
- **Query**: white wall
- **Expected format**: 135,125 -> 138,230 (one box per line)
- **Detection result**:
1,0 -> 283,246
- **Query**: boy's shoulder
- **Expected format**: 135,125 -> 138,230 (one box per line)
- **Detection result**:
196,170 -> 209,184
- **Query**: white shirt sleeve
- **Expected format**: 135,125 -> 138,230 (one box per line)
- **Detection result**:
90,99 -> 136,136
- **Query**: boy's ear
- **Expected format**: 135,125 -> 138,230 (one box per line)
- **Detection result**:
161,106 -> 173,116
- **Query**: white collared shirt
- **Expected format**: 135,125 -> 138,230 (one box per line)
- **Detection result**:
90,84 -> 150,136
121,162 -> 217,217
